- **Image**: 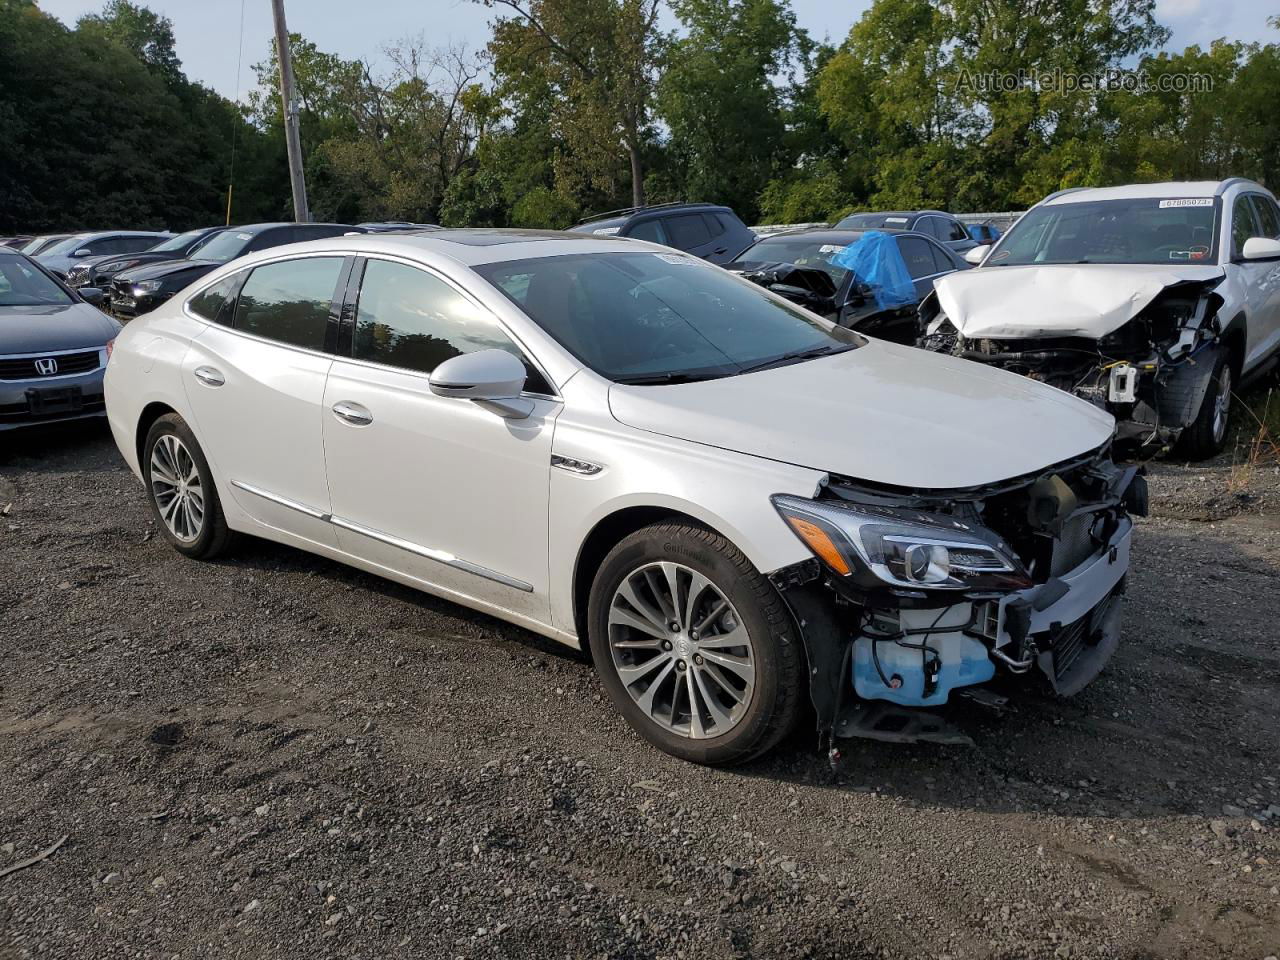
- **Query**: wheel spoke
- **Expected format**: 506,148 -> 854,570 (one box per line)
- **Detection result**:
643,567 -> 676,623
700,659 -> 749,704
609,604 -> 668,640
616,653 -> 673,686
698,648 -> 753,682
633,658 -> 678,715
693,599 -> 729,635
694,627 -> 748,651
682,570 -> 713,633
614,580 -> 669,635
685,668 -> 705,738
692,666 -> 735,732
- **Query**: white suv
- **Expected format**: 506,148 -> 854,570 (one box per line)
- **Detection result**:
920,179 -> 1280,459
105,230 -> 1145,764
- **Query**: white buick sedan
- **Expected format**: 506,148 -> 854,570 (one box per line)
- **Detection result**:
105,230 -> 1146,765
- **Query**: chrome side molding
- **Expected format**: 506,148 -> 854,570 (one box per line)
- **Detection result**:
230,479 -> 533,593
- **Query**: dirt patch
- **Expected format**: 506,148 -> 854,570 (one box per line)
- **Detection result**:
1,423 -> 1278,959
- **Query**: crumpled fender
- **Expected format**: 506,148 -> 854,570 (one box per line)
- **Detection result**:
933,263 -> 1226,339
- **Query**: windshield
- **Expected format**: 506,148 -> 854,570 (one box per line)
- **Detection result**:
734,236 -> 858,284
989,197 -> 1221,266
22,236 -> 65,255
150,229 -> 207,254
0,257 -> 73,306
474,251 -> 862,383
192,230 -> 254,263
837,213 -> 912,230
36,235 -> 92,257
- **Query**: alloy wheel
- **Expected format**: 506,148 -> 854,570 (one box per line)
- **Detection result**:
1212,366 -> 1232,445
607,561 -> 755,739
150,434 -> 205,543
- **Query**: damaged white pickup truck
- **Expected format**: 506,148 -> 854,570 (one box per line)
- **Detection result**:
919,180 -> 1280,459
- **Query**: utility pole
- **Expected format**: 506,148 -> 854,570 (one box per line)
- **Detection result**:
270,0 -> 309,223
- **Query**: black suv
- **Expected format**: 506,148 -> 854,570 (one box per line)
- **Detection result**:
110,222 -> 360,319
569,202 -> 756,265
833,210 -> 978,254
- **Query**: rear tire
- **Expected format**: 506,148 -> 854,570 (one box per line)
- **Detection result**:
143,413 -> 233,560
1176,352 -> 1233,461
587,521 -> 803,766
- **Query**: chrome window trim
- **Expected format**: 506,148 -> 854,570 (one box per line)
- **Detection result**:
0,345 -> 106,382
230,478 -> 534,593
180,250 -> 562,401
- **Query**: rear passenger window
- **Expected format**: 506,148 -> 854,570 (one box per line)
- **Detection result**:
702,214 -> 725,238
353,258 -> 550,392
1232,196 -> 1261,255
628,219 -> 666,244
897,237 -> 937,278
188,272 -> 245,324
945,219 -> 968,241
233,257 -> 343,350
664,214 -> 713,250
925,239 -> 953,273
120,236 -> 161,252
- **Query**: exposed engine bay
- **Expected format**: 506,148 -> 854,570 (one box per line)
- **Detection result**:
771,445 -> 1147,746
727,261 -> 841,317
918,270 -> 1227,452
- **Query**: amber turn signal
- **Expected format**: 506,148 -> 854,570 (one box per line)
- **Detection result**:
782,515 -> 851,576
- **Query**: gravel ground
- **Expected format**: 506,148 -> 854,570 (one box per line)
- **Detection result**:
1,423 -> 1278,960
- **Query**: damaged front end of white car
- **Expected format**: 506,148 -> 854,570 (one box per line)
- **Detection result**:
918,263 -> 1229,457
767,444 -> 1148,750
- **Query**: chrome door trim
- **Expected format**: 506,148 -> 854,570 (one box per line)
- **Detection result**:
228,478 -> 533,593
328,515 -> 534,593
230,479 -> 330,520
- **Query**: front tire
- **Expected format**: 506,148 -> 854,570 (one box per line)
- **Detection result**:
587,522 -> 803,765
143,413 -> 233,560
1176,352 -> 1233,461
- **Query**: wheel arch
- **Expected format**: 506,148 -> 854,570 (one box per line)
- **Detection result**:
1220,309 -> 1247,377
135,401 -> 180,468
572,505 -> 738,660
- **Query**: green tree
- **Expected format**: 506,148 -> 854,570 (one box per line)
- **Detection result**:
482,0 -> 662,209
656,0 -> 809,222
76,0 -> 181,85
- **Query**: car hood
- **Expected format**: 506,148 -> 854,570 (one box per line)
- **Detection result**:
607,339 -> 1115,489
0,302 -> 120,353
933,262 -> 1226,340
91,251 -> 179,273
36,255 -> 79,274
116,259 -> 216,283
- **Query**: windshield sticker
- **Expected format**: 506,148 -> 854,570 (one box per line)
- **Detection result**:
592,226 -> 620,236
1158,198 -> 1213,208
819,244 -> 844,254
655,253 -> 694,264
884,216 -> 910,224
1169,246 -> 1211,261
237,232 -> 253,240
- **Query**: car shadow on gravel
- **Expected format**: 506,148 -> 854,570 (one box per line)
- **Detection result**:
0,420 -> 117,471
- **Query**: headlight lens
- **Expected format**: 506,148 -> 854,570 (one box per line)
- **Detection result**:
772,494 -> 1029,590
132,280 -> 163,294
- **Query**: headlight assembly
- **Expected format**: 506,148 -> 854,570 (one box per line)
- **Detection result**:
132,280 -> 164,295
771,494 -> 1030,591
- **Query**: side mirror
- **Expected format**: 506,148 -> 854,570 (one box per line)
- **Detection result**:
963,245 -> 990,266
79,287 -> 105,306
429,348 -> 532,419
73,247 -> 92,257
1241,236 -> 1280,261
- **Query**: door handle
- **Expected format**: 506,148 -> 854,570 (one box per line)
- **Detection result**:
332,400 -> 373,426
193,366 -> 225,387
713,247 -> 727,255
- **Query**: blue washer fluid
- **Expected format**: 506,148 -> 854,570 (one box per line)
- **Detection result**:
852,609 -> 995,707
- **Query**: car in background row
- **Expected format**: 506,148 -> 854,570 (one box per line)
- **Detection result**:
110,222 -> 360,319
358,221 -> 442,232
0,235 -> 34,250
727,228 -> 969,343
570,202 -> 756,265
65,227 -> 224,300
19,235 -> 76,256
918,178 -> 1280,459
0,248 -> 119,432
36,231 -> 173,279
834,210 -> 978,255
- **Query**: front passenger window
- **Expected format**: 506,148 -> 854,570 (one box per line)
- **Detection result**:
353,258 -> 549,391
233,257 -> 344,350
1232,195 -> 1261,256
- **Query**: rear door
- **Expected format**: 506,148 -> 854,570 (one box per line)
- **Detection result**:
181,255 -> 349,547
320,255 -> 560,623
660,213 -> 718,261
896,236 -> 947,301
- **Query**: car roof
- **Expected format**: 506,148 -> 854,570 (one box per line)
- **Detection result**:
575,201 -> 729,228
204,229 -> 644,270
1041,181 -> 1259,205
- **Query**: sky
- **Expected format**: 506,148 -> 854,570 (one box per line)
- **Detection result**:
37,0 -> 1279,102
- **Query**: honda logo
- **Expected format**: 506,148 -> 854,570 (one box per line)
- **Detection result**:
34,357 -> 58,376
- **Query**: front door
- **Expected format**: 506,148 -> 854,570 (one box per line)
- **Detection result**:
182,255 -> 348,548
321,256 -> 560,624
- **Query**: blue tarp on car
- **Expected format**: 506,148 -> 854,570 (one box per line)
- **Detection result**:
830,231 -> 915,312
